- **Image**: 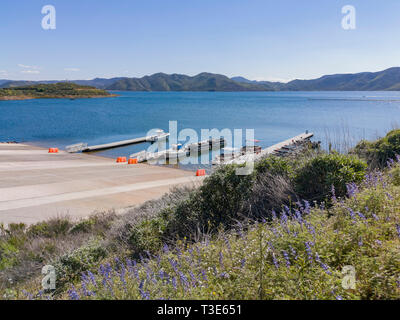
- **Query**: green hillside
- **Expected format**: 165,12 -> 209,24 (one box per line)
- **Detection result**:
106,72 -> 273,91
0,83 -> 116,100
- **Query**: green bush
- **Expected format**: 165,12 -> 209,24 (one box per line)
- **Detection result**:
255,156 -> 295,177
27,218 -> 72,238
294,153 -> 367,202
166,164 -> 255,237
0,241 -> 19,270
390,166 -> 400,186
54,240 -> 107,290
353,129 -> 400,167
128,217 -> 167,254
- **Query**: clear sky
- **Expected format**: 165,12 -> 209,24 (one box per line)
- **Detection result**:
1,0 -> 400,81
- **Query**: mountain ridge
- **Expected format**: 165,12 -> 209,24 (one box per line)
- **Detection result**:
2,67 -> 400,91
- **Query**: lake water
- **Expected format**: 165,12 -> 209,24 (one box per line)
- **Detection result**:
1,91 -> 400,169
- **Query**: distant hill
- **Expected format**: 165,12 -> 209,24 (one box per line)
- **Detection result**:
2,67 -> 400,92
0,83 -> 116,100
0,78 -> 126,90
72,77 -> 127,89
231,67 -> 400,91
106,72 -> 274,91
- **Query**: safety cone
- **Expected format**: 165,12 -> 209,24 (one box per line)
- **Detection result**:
196,169 -> 206,176
116,157 -> 127,163
48,148 -> 59,153
128,158 -> 138,164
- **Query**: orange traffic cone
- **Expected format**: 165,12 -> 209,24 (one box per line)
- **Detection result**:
116,157 -> 127,163
48,148 -> 59,153
196,169 -> 206,176
128,158 -> 138,164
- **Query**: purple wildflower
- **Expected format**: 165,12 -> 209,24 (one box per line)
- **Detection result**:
126,259 -> 133,273
163,243 -> 169,253
224,236 -> 231,251
358,237 -> 363,247
87,271 -> 97,287
357,212 -> 367,221
305,241 -> 313,263
347,208 -> 357,223
68,286 -> 80,300
294,210 -> 303,224
315,252 -> 332,275
201,269 -> 208,281
22,290 -> 33,300
179,272 -> 188,289
396,224 -> 400,238
280,211 -> 288,224
271,227 -> 279,237
303,200 -> 311,214
219,251 -> 224,268
240,258 -> 246,268
272,253 -> 279,269
189,271 -> 197,286
346,183 -> 359,198
282,250 -> 291,267
289,246 -> 298,260
304,221 -> 316,236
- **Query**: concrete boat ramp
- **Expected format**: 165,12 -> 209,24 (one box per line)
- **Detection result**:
0,143 -> 201,225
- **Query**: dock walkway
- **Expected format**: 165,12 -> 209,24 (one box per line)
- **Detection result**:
225,132 -> 314,165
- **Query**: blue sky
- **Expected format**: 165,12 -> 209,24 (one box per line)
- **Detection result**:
1,0 -> 400,81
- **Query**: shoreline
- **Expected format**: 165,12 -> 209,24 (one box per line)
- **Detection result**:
0,94 -> 119,101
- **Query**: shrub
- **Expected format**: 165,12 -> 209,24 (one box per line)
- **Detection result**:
128,217 -> 167,254
389,165 -> 400,186
166,164 -> 255,237
54,239 -> 107,290
255,156 -> 295,178
68,212 -> 116,236
353,129 -> 400,168
245,172 -> 297,219
27,218 -> 72,238
294,153 -> 367,202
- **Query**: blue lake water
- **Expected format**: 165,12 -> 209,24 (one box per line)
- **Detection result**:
1,91 -> 400,168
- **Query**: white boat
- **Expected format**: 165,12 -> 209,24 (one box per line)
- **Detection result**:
130,144 -> 187,163
185,138 -> 225,152
130,150 -> 148,163
212,147 -> 241,165
65,142 -> 88,153
146,129 -> 170,142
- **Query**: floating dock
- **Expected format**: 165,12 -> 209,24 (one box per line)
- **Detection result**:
130,138 -> 226,163
66,130 -> 169,153
219,132 -> 314,165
